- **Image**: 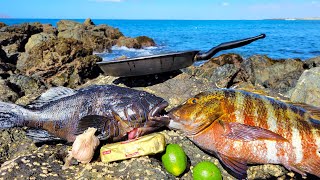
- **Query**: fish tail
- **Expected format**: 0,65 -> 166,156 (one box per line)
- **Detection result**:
0,102 -> 28,128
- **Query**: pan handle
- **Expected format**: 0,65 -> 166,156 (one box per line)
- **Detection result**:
194,34 -> 266,61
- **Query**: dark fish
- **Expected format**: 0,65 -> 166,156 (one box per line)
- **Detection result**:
0,85 -> 169,142
168,88 -> 320,178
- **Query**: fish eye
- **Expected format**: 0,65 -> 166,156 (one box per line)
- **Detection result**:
139,92 -> 146,97
189,98 -> 197,104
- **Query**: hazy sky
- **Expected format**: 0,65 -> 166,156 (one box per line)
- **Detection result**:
1,0 -> 319,19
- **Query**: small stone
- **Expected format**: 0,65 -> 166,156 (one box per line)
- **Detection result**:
97,174 -> 103,178
39,174 -> 47,177
85,165 -> 92,170
33,162 -> 40,166
287,172 -> 295,177
21,158 -> 30,163
37,153 -> 44,157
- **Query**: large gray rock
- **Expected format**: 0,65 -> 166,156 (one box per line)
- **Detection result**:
57,20 -> 123,52
244,55 -> 305,93
140,73 -> 215,109
25,32 -> 57,53
116,36 -> 156,49
184,54 -> 245,88
17,38 -> 102,88
290,67 -> 320,107
57,20 -> 82,32
116,36 -> 141,48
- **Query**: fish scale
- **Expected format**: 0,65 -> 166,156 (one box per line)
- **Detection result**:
168,88 -> 320,178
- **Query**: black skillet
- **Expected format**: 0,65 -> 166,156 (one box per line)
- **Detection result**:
97,34 -> 266,77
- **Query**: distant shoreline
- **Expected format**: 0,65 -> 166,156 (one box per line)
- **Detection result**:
1,18 -> 320,21
264,17 -> 320,20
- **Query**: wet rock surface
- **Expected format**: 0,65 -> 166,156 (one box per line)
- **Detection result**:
0,19 -> 320,180
116,36 -> 156,49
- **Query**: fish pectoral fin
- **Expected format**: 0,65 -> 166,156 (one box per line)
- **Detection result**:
75,115 -> 109,135
292,157 -> 320,177
218,153 -> 248,179
283,163 -> 307,178
221,121 -> 288,141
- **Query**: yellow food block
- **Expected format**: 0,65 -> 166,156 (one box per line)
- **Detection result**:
100,133 -> 166,163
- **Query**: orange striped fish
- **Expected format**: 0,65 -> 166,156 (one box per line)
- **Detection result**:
167,89 -> 320,178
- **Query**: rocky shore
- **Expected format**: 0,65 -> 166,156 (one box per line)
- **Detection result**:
1,19 -> 320,179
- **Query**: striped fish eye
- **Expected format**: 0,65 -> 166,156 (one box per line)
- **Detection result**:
188,98 -> 198,104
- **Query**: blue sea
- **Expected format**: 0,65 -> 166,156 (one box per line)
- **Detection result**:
1,19 -> 320,61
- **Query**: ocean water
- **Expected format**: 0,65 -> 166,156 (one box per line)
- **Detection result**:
1,19 -> 320,60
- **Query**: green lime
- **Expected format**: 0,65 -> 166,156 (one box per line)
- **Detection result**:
193,161 -> 222,180
161,144 -> 187,176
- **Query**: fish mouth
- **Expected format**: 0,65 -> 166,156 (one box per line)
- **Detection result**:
127,101 -> 170,139
167,113 -> 184,130
149,100 -> 169,117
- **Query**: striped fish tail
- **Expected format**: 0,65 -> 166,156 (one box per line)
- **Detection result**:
0,102 -> 28,128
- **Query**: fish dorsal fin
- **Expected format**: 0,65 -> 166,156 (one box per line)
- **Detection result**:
289,102 -> 320,120
220,121 -> 287,141
237,87 -> 289,101
27,87 -> 76,109
237,87 -> 269,96
218,153 -> 248,179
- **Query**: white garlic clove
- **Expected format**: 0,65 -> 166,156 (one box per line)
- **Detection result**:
63,127 -> 100,169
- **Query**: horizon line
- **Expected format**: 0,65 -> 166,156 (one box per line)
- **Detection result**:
0,17 -> 263,20
1,17 -> 319,21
